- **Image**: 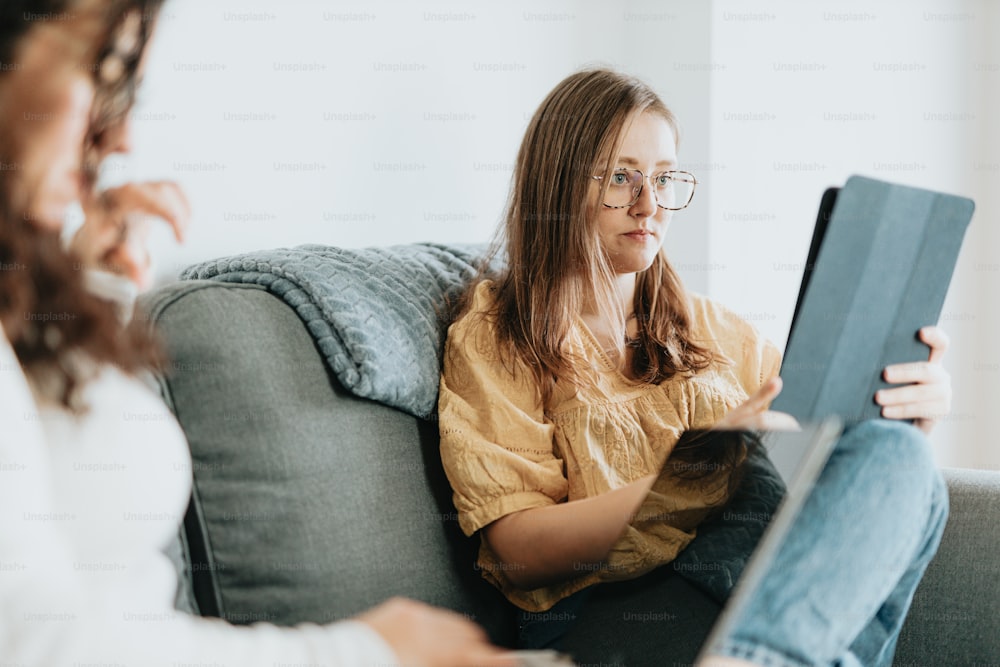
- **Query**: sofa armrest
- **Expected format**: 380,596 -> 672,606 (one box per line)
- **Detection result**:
895,467 -> 1000,665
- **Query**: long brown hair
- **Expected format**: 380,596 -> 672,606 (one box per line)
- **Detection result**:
481,68 -> 716,406
0,0 -> 165,409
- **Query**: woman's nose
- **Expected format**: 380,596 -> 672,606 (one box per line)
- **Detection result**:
630,178 -> 657,217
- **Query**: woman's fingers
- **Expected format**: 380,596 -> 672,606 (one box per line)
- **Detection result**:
882,360 -> 948,385
723,377 -> 781,421
715,409 -> 799,432
756,410 -> 802,431
879,384 -> 951,423
878,345 -> 951,432
72,181 -> 190,290
103,239 -> 152,290
715,378 -> 799,431
753,376 -> 782,407
919,325 -> 950,364
881,400 -> 949,423
875,379 -> 950,407
725,410 -> 800,431
101,181 -> 191,241
358,597 -> 517,667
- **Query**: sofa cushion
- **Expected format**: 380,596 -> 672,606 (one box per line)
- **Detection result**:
895,467 -> 1000,664
141,281 -> 517,644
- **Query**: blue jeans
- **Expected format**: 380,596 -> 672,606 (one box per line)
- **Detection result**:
519,420 -> 949,667
708,420 -> 949,666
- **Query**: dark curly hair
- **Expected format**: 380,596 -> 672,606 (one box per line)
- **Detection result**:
0,0 -> 166,408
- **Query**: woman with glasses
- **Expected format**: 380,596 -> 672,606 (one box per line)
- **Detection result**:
0,2 -> 514,665
438,68 -> 951,666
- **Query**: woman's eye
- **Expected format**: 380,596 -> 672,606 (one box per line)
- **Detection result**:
654,174 -> 671,187
611,172 -> 630,186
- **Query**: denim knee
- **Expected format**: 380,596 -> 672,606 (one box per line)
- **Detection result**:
840,420 -> 949,523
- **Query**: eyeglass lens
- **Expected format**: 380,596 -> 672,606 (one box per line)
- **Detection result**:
605,170 -> 695,210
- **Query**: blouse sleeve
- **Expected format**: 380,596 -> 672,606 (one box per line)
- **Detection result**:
438,285 -> 568,537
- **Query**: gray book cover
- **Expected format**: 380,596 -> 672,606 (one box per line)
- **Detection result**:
771,175 -> 974,423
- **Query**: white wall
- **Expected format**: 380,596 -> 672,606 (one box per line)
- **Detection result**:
126,0 -> 712,289
968,0 -> 1000,472
707,0 -> 999,470
126,0 -> 998,470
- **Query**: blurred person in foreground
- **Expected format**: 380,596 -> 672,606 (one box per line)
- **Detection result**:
0,1 -> 515,665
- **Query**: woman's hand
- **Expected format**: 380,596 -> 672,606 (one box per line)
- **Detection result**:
71,181 -> 190,291
714,377 -> 800,431
876,326 -> 952,434
357,597 -> 517,667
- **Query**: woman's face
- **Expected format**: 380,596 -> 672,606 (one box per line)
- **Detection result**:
0,7 -> 104,230
593,111 -> 678,275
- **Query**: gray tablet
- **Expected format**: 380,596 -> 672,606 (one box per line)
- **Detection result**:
772,175 -> 974,423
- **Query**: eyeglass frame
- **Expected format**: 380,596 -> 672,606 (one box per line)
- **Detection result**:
591,168 -> 698,211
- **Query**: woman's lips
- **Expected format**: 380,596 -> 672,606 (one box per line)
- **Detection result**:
623,230 -> 654,242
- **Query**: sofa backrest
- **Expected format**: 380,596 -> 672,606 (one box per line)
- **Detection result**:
142,281 -> 517,643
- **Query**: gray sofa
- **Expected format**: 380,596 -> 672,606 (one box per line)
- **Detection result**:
144,270 -> 1000,666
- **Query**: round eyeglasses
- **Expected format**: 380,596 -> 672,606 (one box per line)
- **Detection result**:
592,169 -> 697,211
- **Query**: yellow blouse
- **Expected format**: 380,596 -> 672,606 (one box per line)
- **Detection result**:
438,280 -> 782,612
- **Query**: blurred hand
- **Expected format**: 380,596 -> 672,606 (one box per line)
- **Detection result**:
71,181 -> 190,291
876,326 -> 952,434
714,377 -> 800,431
357,597 -> 517,667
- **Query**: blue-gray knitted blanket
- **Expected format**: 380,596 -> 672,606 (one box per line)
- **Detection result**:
180,243 -> 500,419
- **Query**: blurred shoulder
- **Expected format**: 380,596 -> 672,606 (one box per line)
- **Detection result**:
687,293 -> 761,342
687,293 -> 782,390
447,279 -> 500,343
